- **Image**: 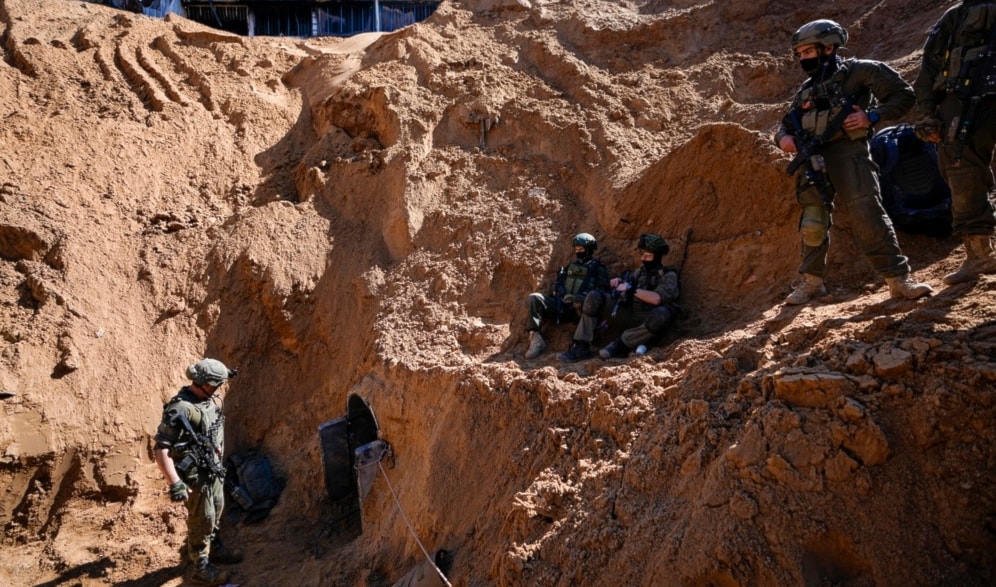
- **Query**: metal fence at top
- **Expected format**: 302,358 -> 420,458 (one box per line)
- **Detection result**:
138,2 -> 439,38
316,3 -> 436,36
254,5 -> 313,37
184,5 -> 251,35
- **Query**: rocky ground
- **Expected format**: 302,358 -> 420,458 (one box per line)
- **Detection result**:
1,0 -> 994,586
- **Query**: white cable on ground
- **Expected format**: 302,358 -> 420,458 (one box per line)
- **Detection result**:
379,461 -> 454,587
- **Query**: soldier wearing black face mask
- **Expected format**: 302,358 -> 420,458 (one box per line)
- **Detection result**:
562,233 -> 680,362
775,19 -> 933,305
523,233 -> 611,360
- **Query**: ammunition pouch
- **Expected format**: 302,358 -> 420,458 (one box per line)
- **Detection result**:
796,174 -> 827,206
942,3 -> 996,98
950,46 -> 996,99
174,453 -> 199,483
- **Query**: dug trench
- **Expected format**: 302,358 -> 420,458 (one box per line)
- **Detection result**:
1,0 -> 994,586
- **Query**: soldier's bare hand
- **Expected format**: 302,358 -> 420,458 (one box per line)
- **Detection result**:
779,135 -> 797,153
915,116 -> 943,143
842,105 -> 870,131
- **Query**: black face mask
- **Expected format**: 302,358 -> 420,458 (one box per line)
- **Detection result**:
642,260 -> 660,271
576,251 -> 590,261
799,56 -> 822,75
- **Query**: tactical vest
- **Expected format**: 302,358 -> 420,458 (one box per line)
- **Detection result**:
634,265 -> 679,311
162,392 -> 225,473
937,2 -> 996,93
563,258 -> 600,295
795,63 -> 867,141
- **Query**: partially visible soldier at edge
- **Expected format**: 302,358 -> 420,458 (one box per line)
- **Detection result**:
154,358 -> 243,586
913,0 -> 996,284
775,19 -> 933,305
523,233 -> 610,360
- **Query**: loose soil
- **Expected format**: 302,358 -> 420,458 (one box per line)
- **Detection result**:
1,1 -> 994,586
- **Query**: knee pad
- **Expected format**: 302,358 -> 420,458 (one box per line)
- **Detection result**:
646,306 -> 674,335
800,205 -> 829,247
581,290 -> 606,316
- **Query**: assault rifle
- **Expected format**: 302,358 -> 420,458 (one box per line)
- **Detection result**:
174,413 -> 254,510
784,96 -> 855,211
949,21 -> 996,165
610,270 -> 635,317
551,266 -> 567,324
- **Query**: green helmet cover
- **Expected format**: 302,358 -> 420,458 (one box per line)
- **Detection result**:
637,233 -> 669,256
791,19 -> 847,50
186,358 -> 230,387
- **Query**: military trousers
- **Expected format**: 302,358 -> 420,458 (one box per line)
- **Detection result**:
185,476 -> 224,564
797,138 -> 910,278
936,93 -> 996,237
570,290 -> 609,344
526,292 -> 579,332
576,292 -> 672,348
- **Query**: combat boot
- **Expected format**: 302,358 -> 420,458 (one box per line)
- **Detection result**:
558,340 -> 592,363
943,235 -> 996,285
598,338 -> 628,359
190,560 -> 231,586
785,274 -> 826,305
524,331 -> 547,359
886,274 -> 933,300
210,538 -> 244,564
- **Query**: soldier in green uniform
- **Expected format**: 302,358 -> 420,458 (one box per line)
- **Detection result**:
524,233 -> 611,360
561,233 -> 679,362
913,1 -> 996,284
154,358 -> 242,586
775,20 -> 933,305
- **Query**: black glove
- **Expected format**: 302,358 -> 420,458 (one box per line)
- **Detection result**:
169,480 -> 189,502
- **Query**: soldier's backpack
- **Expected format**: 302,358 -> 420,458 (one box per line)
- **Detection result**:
226,450 -> 285,523
870,124 -> 952,237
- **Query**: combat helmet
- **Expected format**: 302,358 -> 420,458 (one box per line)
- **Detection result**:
791,19 -> 847,50
186,358 -> 231,387
637,233 -> 669,261
572,233 -> 598,256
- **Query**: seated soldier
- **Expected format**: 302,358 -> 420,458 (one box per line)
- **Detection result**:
524,233 -> 610,360
562,233 -> 679,362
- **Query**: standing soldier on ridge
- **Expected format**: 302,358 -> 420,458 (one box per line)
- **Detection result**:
914,0 -> 996,284
775,19 -> 933,305
154,358 -> 243,586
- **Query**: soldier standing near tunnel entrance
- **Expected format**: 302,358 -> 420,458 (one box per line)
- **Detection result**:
913,0 -> 996,284
775,19 -> 933,305
154,358 -> 243,586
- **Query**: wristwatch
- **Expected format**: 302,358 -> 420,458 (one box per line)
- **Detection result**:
867,110 -> 881,127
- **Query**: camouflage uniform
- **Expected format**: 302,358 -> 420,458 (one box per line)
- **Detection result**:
155,387 -> 226,567
913,1 -> 996,238
526,256 -> 610,343
582,263 -> 680,350
775,56 -> 915,279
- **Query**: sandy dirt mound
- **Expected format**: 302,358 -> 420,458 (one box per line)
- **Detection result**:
1,0 -> 994,585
